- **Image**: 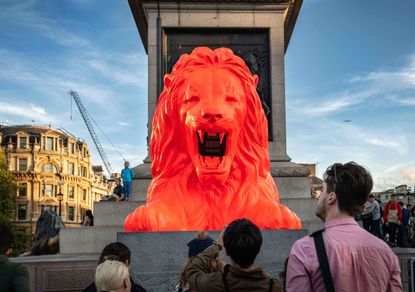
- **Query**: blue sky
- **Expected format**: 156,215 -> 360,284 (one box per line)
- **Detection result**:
0,0 -> 414,191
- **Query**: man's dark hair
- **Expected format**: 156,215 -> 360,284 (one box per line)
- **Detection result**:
98,242 -> 131,265
324,162 -> 373,216
223,218 -> 262,268
0,224 -> 13,255
368,194 -> 375,199
391,194 -> 397,198
398,202 -> 404,207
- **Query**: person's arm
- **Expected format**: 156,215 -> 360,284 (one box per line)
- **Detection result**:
398,205 -> 403,222
12,263 -> 30,292
184,244 -> 221,292
387,256 -> 402,292
130,168 -> 135,179
286,241 -> 313,292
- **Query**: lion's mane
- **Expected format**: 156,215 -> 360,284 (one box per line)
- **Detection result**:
148,47 -> 273,200
124,47 -> 301,231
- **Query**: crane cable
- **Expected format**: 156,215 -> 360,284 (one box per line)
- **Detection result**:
70,94 -> 126,162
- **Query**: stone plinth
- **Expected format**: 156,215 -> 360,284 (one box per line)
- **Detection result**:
10,254 -> 98,292
118,229 -> 307,292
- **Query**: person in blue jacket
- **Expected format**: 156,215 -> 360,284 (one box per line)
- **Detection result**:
121,161 -> 134,201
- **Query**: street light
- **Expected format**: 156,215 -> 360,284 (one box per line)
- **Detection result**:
57,180 -> 64,217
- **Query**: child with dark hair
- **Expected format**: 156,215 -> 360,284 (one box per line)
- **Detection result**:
0,224 -> 30,292
83,242 -> 146,292
184,219 -> 282,292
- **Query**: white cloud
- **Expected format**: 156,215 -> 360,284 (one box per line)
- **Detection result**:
117,121 -> 132,127
0,99 -> 56,123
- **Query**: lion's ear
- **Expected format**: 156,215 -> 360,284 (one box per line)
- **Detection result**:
252,74 -> 259,87
164,74 -> 173,88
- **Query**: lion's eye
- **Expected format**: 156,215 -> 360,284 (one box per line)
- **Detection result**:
226,96 -> 238,103
184,96 -> 200,104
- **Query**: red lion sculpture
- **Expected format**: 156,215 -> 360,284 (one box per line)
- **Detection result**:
124,47 -> 301,231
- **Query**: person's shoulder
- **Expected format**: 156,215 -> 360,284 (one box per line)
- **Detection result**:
290,234 -> 314,254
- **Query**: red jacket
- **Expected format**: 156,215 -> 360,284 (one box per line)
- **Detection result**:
383,201 -> 402,223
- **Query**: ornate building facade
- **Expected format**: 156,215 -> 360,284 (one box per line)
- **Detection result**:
0,124 -> 109,233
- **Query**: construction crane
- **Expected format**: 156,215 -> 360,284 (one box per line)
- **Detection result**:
68,90 -> 113,175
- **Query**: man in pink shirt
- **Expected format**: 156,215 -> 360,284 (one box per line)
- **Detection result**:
286,162 -> 402,292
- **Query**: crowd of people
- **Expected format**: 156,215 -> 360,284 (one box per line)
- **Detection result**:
0,162 -> 405,291
357,192 -> 414,247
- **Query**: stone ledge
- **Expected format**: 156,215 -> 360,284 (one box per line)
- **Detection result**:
270,161 -> 311,177
60,226 -> 123,255
94,201 -> 145,227
118,229 -> 307,291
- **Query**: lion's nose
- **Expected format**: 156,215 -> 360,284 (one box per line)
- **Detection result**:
202,112 -> 223,122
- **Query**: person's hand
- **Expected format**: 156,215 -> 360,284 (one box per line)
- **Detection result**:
217,226 -> 226,247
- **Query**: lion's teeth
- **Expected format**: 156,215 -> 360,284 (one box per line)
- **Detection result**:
219,133 -> 225,144
197,130 -> 203,142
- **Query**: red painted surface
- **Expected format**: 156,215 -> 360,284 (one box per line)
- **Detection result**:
125,47 -> 301,231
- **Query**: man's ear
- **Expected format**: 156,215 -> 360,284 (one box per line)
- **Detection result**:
327,192 -> 337,205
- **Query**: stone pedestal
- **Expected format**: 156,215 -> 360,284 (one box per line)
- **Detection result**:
118,229 -> 307,292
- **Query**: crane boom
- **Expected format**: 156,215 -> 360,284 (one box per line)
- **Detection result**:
68,90 -> 113,175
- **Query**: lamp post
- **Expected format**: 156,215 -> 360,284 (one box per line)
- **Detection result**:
57,180 -> 64,217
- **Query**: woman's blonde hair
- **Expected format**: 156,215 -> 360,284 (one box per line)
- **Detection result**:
95,260 -> 129,292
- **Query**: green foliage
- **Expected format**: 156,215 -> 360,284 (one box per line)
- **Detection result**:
0,149 -> 31,256
0,148 -> 17,224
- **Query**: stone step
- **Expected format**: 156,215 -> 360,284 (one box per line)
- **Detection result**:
93,201 -> 145,227
60,226 -> 123,255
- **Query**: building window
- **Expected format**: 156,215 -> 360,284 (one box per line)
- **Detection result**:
68,186 -> 74,199
18,183 -> 27,197
68,163 -> 75,175
18,205 -> 27,220
45,184 -> 54,197
68,206 -> 75,221
18,158 -> 27,171
69,143 -> 75,154
83,189 -> 87,201
46,137 -> 54,150
44,163 -> 55,173
19,137 -> 27,149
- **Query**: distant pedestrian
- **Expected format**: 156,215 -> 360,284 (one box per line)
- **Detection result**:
384,194 -> 402,247
121,161 -> 134,201
113,178 -> 125,201
84,210 -> 94,227
363,194 -> 382,239
0,224 -> 30,292
286,162 -> 402,292
397,202 -> 410,247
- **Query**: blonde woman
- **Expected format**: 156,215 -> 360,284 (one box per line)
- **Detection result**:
95,260 -> 131,292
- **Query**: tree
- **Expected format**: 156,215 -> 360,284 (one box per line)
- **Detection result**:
0,148 -> 31,256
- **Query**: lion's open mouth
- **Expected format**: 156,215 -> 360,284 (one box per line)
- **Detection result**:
196,131 -> 227,168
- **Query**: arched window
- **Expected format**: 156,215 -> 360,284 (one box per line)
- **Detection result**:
44,163 -> 56,173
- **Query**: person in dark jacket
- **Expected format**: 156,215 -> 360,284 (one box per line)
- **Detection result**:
177,231 -> 223,292
0,224 -> 30,292
83,242 -> 146,292
184,218 -> 282,292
